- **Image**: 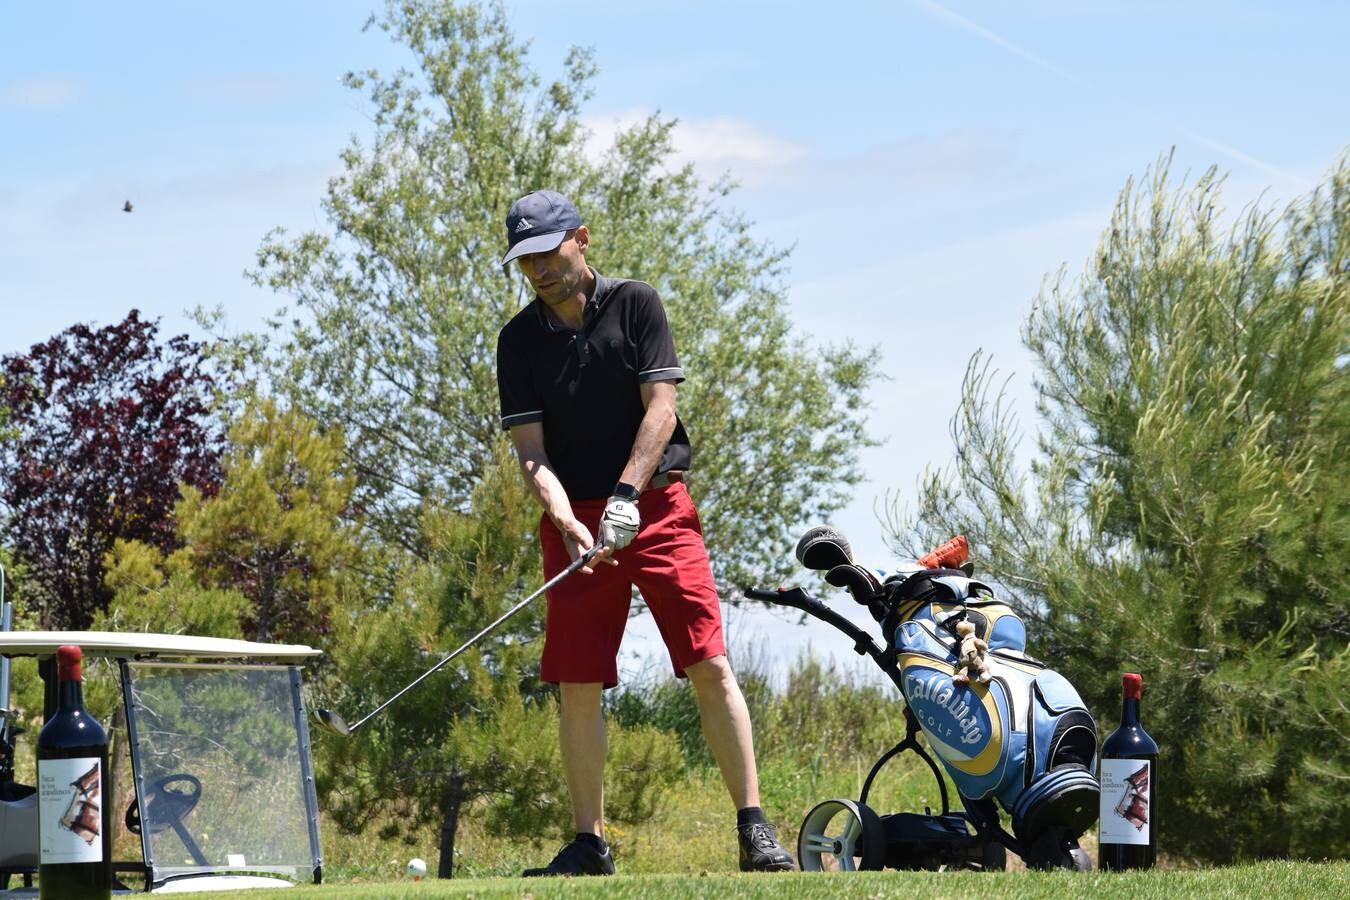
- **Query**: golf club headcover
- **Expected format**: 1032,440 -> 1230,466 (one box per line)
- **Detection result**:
825,563 -> 883,605
917,535 -> 969,570
795,525 -> 855,571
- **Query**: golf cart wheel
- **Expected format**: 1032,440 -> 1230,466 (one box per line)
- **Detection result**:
797,799 -> 886,872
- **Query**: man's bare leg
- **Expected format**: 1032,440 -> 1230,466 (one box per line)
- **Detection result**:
559,681 -> 607,835
685,655 -> 794,871
684,655 -> 759,808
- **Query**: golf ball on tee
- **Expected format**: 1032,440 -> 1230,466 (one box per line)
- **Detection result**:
407,857 -> 427,879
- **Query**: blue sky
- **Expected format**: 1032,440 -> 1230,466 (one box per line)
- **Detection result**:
3,1 -> 1346,682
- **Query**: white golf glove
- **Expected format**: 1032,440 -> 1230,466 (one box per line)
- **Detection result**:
600,495 -> 641,550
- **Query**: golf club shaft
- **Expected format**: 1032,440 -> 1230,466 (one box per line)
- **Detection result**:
345,545 -> 601,734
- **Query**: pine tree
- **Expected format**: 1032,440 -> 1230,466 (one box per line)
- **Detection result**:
101,399 -> 361,647
886,152 -> 1350,860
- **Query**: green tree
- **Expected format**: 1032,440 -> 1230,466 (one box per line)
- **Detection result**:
316,445 -> 682,877
242,0 -> 877,874
103,399 -> 360,646
177,399 -> 359,644
98,538 -> 250,639
885,153 -> 1349,860
246,0 -> 877,590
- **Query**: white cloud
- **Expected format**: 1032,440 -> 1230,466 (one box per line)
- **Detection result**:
1,76 -> 81,109
671,117 -> 810,171
582,108 -> 810,184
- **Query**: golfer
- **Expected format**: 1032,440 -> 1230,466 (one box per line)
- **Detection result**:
496,190 -> 795,877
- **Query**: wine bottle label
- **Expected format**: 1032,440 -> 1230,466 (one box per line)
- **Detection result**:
38,757 -> 104,863
1099,758 -> 1151,845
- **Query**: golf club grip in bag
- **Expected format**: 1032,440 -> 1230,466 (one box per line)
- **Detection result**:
883,567 -> 1099,847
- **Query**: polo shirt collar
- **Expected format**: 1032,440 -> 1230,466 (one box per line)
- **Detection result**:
533,267 -> 611,333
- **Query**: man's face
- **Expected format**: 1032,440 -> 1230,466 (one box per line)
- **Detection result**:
516,226 -> 588,306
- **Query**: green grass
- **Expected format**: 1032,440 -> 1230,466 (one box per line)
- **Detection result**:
179,861 -> 1350,899
21,658 -> 1343,896
313,752 -> 957,882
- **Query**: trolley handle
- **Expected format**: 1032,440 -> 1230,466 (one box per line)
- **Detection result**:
744,585 -> 890,667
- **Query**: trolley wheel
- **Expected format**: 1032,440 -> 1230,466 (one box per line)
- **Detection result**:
979,839 -> 1007,871
1023,828 -> 1093,871
797,799 -> 886,872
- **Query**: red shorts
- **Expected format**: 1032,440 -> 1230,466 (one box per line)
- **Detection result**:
539,482 -> 726,687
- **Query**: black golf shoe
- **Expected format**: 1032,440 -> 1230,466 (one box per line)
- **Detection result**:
737,821 -> 795,872
522,837 -> 615,877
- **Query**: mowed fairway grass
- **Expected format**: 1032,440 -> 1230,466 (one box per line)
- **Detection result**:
183,860 -> 1347,899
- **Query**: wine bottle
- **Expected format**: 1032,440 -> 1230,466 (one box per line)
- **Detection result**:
37,645 -> 112,899
1098,672 -> 1158,870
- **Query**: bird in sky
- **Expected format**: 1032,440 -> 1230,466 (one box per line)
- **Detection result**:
122,200 -> 133,213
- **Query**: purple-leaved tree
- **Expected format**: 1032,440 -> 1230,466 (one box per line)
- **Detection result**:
1,310 -> 226,629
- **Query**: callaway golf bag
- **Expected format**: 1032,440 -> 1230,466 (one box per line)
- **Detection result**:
752,530 -> 1098,870
879,552 -> 1100,861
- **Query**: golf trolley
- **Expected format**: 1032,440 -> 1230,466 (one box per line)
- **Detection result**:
0,568 -> 326,895
745,531 -> 1098,873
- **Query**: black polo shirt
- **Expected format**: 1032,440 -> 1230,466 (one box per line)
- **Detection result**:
496,269 -> 693,500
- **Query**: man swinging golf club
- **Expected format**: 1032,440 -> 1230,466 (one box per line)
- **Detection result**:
496,190 -> 795,877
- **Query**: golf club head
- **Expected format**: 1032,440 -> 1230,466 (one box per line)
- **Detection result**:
795,525 -> 855,571
313,708 -> 351,736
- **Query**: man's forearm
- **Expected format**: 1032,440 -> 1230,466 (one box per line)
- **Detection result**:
511,433 -> 606,566
520,456 -> 574,526
619,394 -> 676,489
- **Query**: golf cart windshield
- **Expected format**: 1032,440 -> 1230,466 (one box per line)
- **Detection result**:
121,661 -> 319,883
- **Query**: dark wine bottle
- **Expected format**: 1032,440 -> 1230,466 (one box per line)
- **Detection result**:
37,645 -> 112,899
1098,672 -> 1157,871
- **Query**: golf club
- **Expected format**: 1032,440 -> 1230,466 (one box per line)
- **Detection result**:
314,545 -> 602,737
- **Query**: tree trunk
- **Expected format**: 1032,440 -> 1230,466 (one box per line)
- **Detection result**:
107,703 -> 126,851
437,771 -> 466,879
255,552 -> 275,642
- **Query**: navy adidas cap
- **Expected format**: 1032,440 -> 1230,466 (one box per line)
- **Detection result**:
501,190 -> 583,266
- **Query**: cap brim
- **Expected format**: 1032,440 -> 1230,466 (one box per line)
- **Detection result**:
501,230 -> 568,266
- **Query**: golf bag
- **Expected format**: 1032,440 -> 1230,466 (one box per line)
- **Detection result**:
881,565 -> 1099,857
760,529 -> 1099,870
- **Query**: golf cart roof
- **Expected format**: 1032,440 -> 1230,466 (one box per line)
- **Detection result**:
0,630 -> 321,662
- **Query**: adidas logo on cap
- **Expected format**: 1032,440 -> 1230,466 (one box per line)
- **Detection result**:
502,191 -> 583,267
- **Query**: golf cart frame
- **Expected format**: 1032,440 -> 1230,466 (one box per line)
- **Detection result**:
1,571 -> 325,894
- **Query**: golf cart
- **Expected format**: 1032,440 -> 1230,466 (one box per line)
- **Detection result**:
0,572 -> 325,894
